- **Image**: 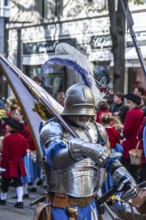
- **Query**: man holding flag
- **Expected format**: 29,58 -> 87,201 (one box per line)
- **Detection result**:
0,42 -> 140,219
31,43 -> 139,220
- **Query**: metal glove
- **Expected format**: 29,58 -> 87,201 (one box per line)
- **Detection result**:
69,138 -> 111,168
110,160 -> 139,201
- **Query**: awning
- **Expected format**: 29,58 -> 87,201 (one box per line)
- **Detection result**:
126,46 -> 146,60
110,46 -> 146,68
22,53 -> 52,65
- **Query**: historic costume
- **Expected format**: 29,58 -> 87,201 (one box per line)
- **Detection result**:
36,82 -> 138,220
100,112 -> 123,194
32,43 -> 139,220
100,112 -> 121,149
121,93 -> 144,183
13,107 -> 41,194
0,118 -> 27,208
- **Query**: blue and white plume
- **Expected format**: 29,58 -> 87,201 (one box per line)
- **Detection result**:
40,43 -> 104,107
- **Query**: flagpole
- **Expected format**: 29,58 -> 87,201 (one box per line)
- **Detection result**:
120,0 -> 146,78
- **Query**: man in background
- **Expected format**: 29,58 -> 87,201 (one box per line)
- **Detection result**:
109,92 -> 128,124
133,87 -> 145,98
56,92 -> 65,107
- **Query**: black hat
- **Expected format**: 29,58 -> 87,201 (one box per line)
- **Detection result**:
124,93 -> 141,105
3,118 -> 23,130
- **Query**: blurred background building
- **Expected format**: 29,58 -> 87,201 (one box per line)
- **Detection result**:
0,0 -> 146,99
0,0 -> 10,99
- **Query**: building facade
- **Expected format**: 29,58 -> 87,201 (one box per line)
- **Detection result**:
3,0 -> 146,98
0,0 -> 10,99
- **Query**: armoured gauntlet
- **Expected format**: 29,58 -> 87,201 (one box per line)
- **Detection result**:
110,160 -> 139,201
68,138 -> 111,168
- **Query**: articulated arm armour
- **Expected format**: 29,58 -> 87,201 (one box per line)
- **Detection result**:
49,137 -> 111,169
40,120 -> 65,147
68,138 -> 111,168
40,120 -> 111,169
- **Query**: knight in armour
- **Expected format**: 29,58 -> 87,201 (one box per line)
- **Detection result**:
36,43 -> 139,220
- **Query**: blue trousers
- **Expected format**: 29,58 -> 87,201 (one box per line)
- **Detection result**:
50,200 -> 98,220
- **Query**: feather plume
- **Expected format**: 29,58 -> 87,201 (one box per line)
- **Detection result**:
40,43 -> 104,107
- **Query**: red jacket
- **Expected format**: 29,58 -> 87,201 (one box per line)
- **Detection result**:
105,127 -> 121,149
19,123 -> 36,151
0,131 -> 27,178
122,108 -> 143,158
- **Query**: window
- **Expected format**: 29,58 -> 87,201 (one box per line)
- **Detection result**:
4,0 -> 9,6
36,0 -> 55,19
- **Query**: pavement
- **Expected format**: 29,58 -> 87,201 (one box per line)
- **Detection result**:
0,185 -> 45,220
0,184 -> 137,220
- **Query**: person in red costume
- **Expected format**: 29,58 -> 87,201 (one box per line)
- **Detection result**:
0,118 -> 27,208
100,112 -> 121,149
100,112 -> 123,194
13,106 -> 40,196
121,93 -> 144,183
95,99 -> 109,123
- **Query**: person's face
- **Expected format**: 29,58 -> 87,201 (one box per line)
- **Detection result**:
114,95 -> 121,104
78,115 -> 89,123
127,100 -> 137,110
57,95 -> 64,106
5,124 -> 12,132
133,88 -> 140,96
69,115 -> 90,127
9,109 -> 16,118
13,109 -> 23,121
134,68 -> 146,90
5,102 -> 11,113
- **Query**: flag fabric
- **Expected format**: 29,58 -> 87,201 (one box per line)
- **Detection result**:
0,55 -> 63,159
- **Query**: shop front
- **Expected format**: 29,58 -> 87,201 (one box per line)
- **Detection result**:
125,31 -> 146,92
8,14 -> 114,97
22,38 -> 77,98
19,15 -> 112,96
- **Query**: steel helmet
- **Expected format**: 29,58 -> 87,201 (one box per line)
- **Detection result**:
61,83 -> 95,116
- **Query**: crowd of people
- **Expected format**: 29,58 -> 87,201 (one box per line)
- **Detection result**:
96,86 -> 146,186
0,96 -> 43,208
0,84 -> 146,213
0,43 -> 145,220
0,87 -> 66,209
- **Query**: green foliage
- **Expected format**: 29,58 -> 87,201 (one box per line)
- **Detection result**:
128,0 -> 144,5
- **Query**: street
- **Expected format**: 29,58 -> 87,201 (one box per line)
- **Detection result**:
0,186 -> 117,220
0,186 -> 44,220
0,185 -> 143,220
0,203 -> 34,220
